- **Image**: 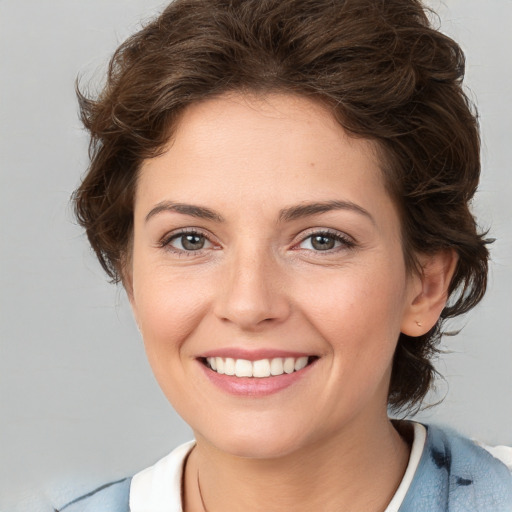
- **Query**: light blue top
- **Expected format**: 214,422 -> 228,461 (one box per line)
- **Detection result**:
56,424 -> 512,511
400,424 -> 512,511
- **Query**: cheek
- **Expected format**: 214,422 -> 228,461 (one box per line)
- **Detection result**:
132,276 -> 209,409
132,269 -> 209,361
298,264 -> 407,358
296,269 -> 407,419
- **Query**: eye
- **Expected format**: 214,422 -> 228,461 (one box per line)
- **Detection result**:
297,230 -> 354,252
162,230 -> 214,253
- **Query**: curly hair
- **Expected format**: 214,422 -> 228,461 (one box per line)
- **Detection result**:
74,0 -> 491,412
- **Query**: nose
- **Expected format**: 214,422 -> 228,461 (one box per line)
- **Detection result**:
213,246 -> 291,331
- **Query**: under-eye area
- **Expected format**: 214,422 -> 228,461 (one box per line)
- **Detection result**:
201,356 -> 319,378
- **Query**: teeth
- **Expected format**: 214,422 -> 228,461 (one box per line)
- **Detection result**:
216,357 -> 225,374
270,358 -> 284,376
235,359 -> 253,377
206,356 -> 311,377
283,357 -> 295,374
253,359 -> 271,378
224,357 -> 235,376
294,356 -> 308,371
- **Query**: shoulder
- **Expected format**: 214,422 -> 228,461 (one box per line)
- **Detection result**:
401,423 -> 512,512
53,441 -> 194,512
474,441 -> 512,473
426,423 -> 512,479
57,477 -> 131,512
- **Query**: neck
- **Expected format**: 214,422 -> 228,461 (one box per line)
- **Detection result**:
183,416 -> 411,512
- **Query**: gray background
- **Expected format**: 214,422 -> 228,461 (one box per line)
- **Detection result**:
1,0 -> 511,510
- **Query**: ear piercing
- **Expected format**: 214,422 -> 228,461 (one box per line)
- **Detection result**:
416,321 -> 423,327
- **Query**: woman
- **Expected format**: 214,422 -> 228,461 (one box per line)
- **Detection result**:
65,0 -> 512,510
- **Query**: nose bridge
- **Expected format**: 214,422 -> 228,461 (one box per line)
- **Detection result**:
215,240 -> 289,329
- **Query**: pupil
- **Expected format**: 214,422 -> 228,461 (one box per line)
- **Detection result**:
312,235 -> 334,250
182,234 -> 204,250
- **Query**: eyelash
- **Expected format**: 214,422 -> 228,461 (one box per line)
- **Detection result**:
159,228 -> 215,257
295,229 -> 356,253
159,228 -> 356,256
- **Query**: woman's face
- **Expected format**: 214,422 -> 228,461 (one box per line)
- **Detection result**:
129,93 -> 421,458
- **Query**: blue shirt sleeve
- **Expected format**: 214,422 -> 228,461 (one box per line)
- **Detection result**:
56,477 -> 131,512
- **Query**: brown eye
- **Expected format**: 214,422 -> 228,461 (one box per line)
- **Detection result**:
311,234 -> 336,251
297,230 -> 354,252
181,234 -> 205,250
168,232 -> 211,251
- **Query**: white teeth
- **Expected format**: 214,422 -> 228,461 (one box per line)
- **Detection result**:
283,357 -> 295,374
270,358 -> 284,376
253,359 -> 271,378
294,356 -> 308,371
235,359 -> 253,377
224,357 -> 235,376
206,356 -> 312,377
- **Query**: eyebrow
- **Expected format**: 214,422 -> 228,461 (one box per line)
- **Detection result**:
145,199 -> 374,225
145,201 -> 225,223
278,200 -> 374,224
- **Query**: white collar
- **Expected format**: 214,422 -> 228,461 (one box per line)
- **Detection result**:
130,440 -> 195,512
129,423 -> 427,512
384,422 -> 427,512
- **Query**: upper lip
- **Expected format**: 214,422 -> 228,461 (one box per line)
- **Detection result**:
197,348 -> 315,361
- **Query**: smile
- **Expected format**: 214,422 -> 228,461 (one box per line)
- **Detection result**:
198,352 -> 319,396
205,356 -> 312,378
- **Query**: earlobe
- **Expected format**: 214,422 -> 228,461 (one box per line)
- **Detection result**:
401,249 -> 458,337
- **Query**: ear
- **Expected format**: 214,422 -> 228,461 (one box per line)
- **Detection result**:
401,249 -> 458,337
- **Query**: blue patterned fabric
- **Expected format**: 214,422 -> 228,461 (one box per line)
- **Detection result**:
399,424 -> 512,511
56,424 -> 512,511
57,477 -> 131,512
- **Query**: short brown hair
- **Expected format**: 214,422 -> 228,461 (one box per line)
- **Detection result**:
74,0 -> 491,412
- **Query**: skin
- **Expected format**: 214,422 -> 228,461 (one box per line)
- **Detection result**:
128,93 -> 455,511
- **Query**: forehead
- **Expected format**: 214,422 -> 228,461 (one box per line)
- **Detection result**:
136,93 -> 388,208
176,93 -> 381,165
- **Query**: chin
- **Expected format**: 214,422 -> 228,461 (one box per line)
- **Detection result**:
196,419 -> 316,460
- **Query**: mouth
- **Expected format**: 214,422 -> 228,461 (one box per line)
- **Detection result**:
200,356 -> 318,378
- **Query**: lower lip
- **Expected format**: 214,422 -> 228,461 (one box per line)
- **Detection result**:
198,360 -> 316,397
